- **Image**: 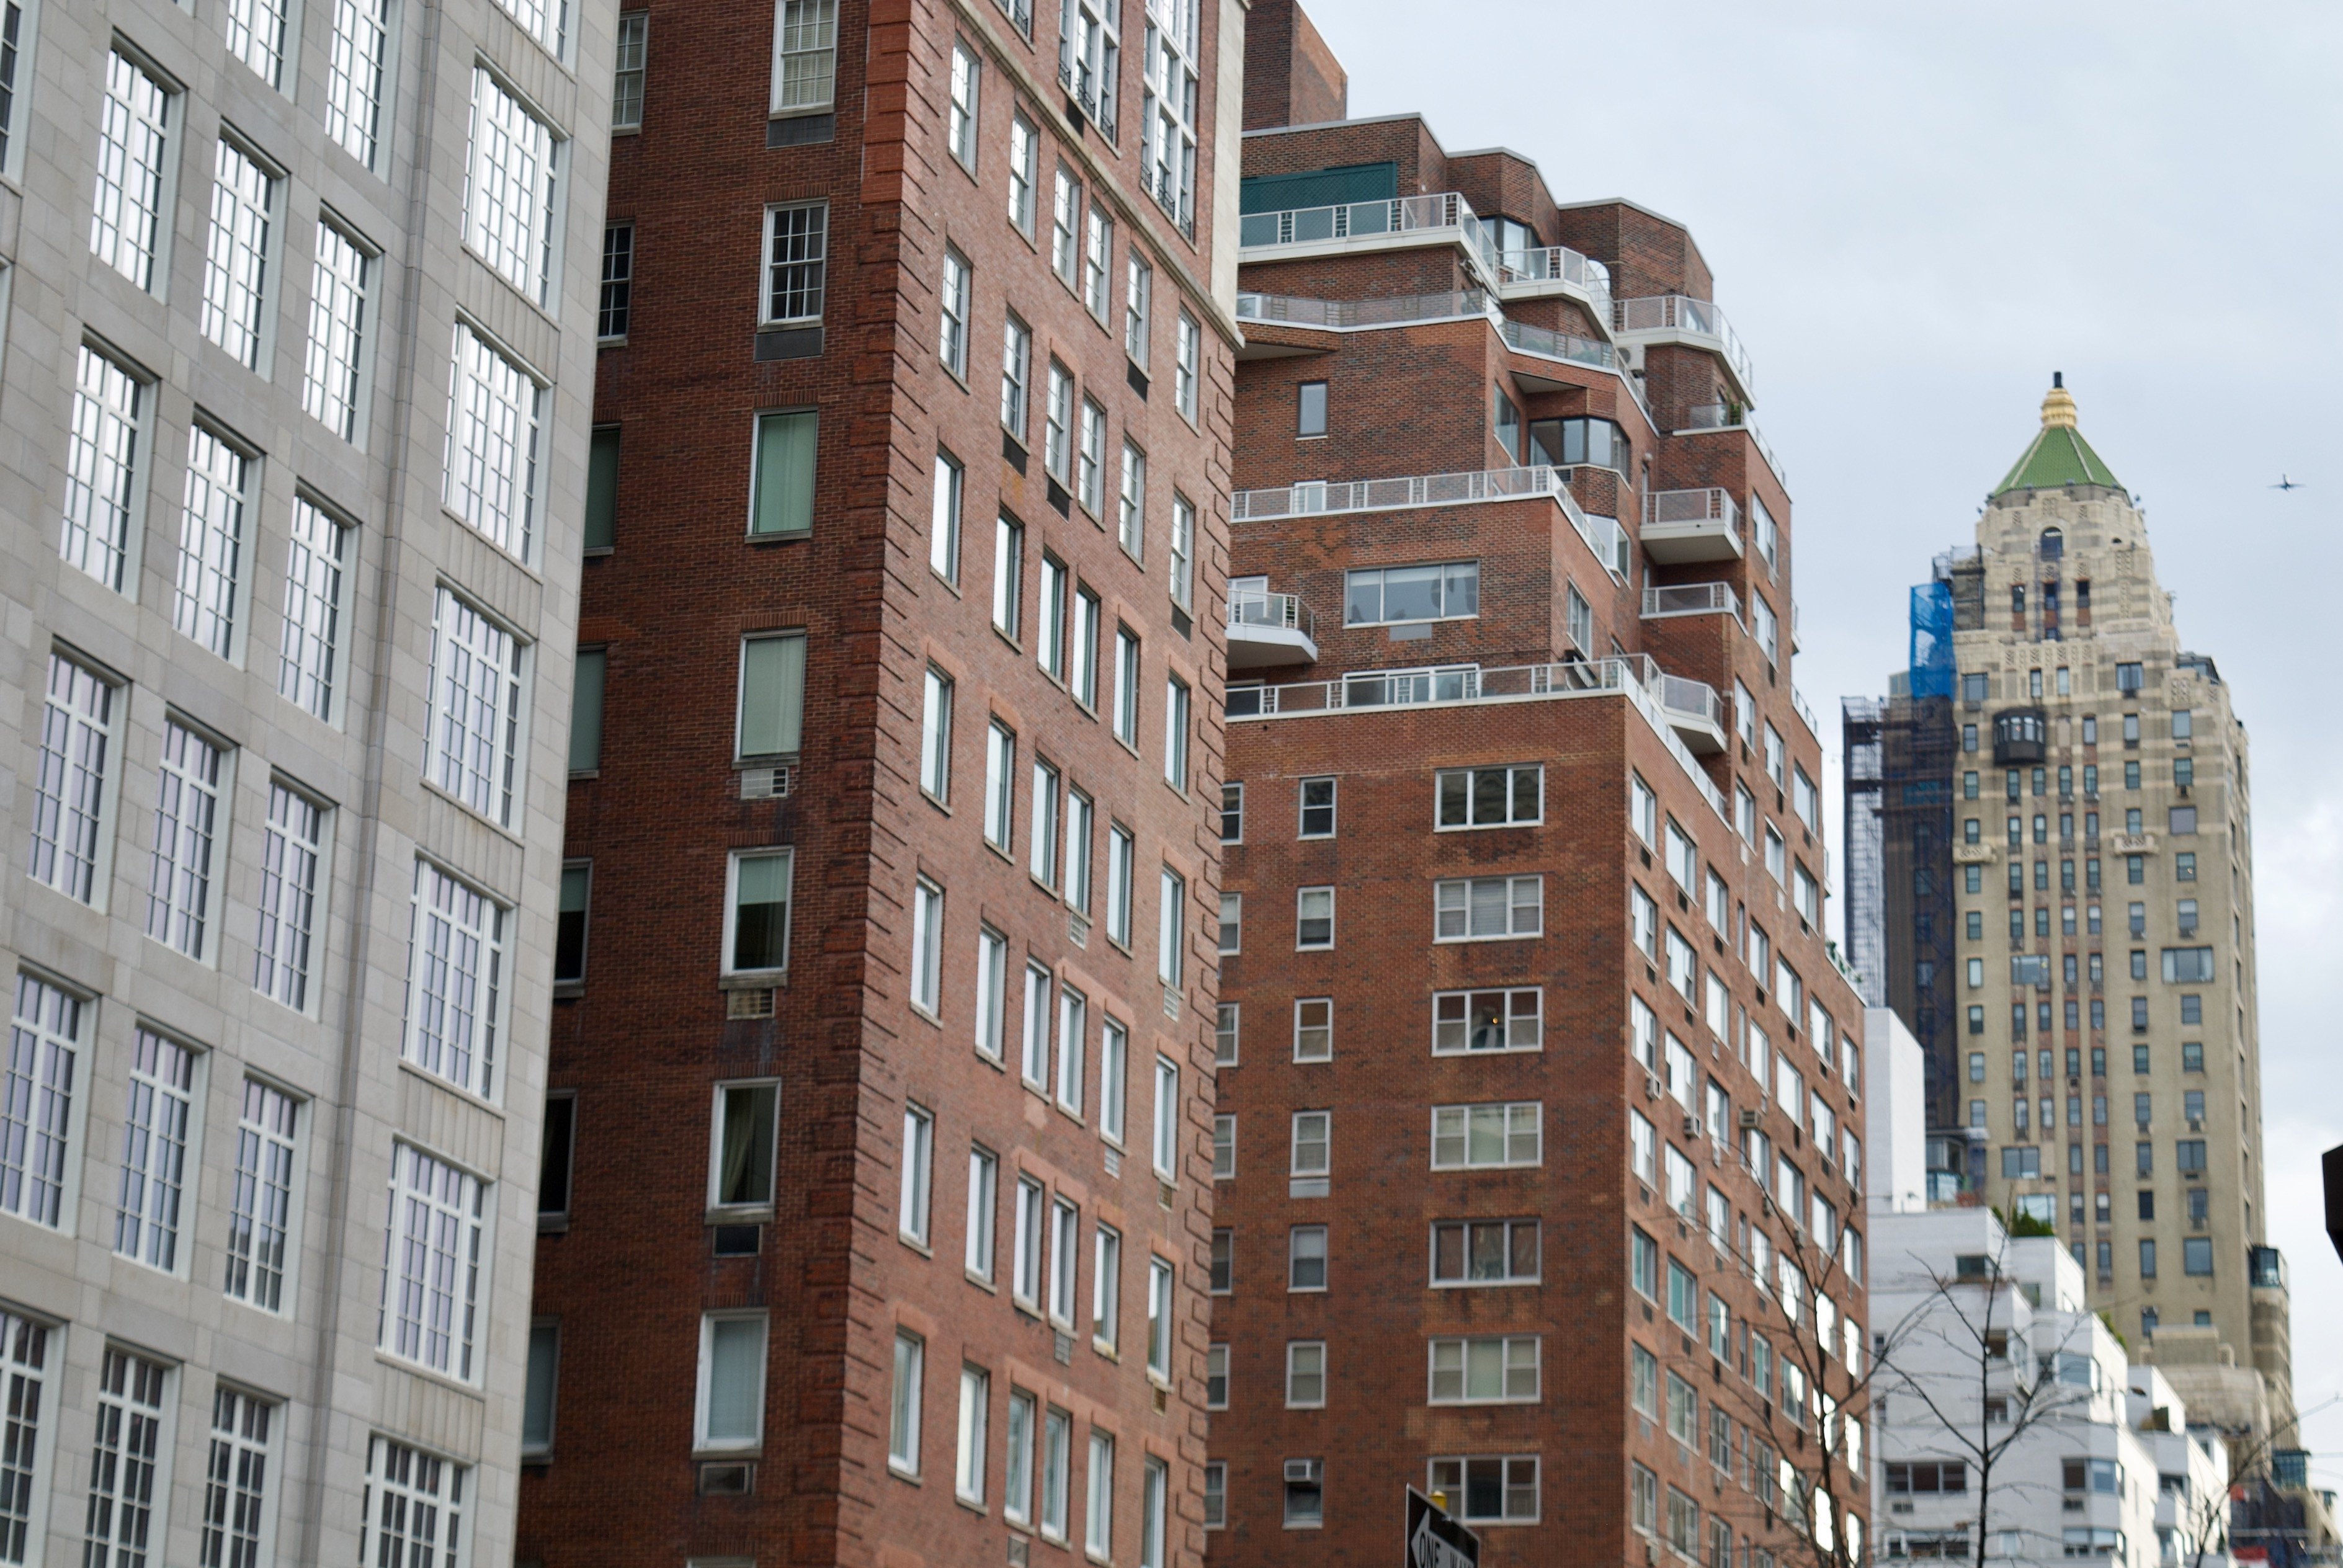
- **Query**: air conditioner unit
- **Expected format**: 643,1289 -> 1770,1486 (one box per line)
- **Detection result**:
1739,1108 -> 1762,1130
1645,1074 -> 1662,1101
2187,1118 -> 2203,1133
1682,1115 -> 1701,1139
727,988 -> 775,1020
739,765 -> 793,801
1285,1459 -> 1321,1485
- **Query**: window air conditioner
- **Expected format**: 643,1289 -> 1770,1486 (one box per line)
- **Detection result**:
1682,1115 -> 1701,1139
1285,1459 -> 1321,1484
728,988 -> 775,1020
1739,1108 -> 1762,1130
739,766 -> 793,801
1645,1074 -> 1662,1101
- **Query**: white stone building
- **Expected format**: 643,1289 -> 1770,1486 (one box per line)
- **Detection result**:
0,0 -> 613,1557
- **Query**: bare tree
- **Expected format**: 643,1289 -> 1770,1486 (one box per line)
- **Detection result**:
2173,1397 -> 2341,1568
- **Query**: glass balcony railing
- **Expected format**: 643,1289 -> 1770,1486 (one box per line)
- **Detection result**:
1228,590 -> 1314,637
1642,582 -> 1742,620
1496,245 -> 1612,323
1615,295 -> 1756,396
1679,401 -> 1787,489
1238,192 -> 1499,280
1232,463 -> 1627,583
1497,316 -> 1618,370
1236,289 -> 1490,331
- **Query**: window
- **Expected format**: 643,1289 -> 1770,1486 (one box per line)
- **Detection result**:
1041,1407 -> 1071,1539
1051,166 -> 1082,285
1087,1432 -> 1116,1556
1030,759 -> 1062,888
1295,380 -> 1329,437
898,1102 -> 935,1245
1212,1115 -> 1234,1178
279,498 -> 349,719
1125,252 -> 1151,366
360,1440 -> 466,1567
889,1331 -> 924,1474
1081,399 -> 1109,518
947,40 -> 980,167
1055,984 -> 1086,1113
1083,210 -> 1114,320
1045,360 -> 1074,480
404,860 -> 507,1097
1169,492 -> 1195,612
983,722 -> 1017,851
610,12 -> 648,127
114,1027 -> 196,1271
772,0 -> 839,113
464,68 -> 559,304
749,408 -> 819,538
937,247 -> 971,379
1346,561 -> 1479,624
1432,1219 -> 1539,1286
252,783 -> 326,1011
1435,876 -> 1542,940
145,719 -> 226,959
1289,1109 -> 1330,1179
956,1365 -> 989,1504
1286,1341 -> 1326,1407
1007,111 -> 1038,233
1430,1103 -> 1542,1169
202,140 -> 274,371
1107,824 -> 1134,946
916,669 -> 955,803
1429,1456 -> 1538,1525
1111,628 -> 1143,746
444,324 -> 544,559
962,1144 -> 999,1280
426,588 -> 525,824
1437,765 -> 1541,828
1005,1390 -> 1037,1524
61,344 -> 146,591
982,512 -> 1027,640
1206,1341 -> 1228,1404
1216,893 -> 1241,955
1175,310 -> 1199,419
1290,1224 -> 1328,1290
92,50 -> 172,290
1065,790 -> 1094,915
203,1386 -> 279,1564
1092,1224 -> 1122,1350
1630,1111 -> 1657,1186
1215,1004 -> 1239,1066
695,1312 -> 769,1451
84,1349 -> 172,1564
224,0 -> 293,86
1141,1458 -> 1169,1568
1429,1337 -> 1540,1404
324,0 -> 393,166
764,201 -> 828,323
224,1076 -> 299,1308
1161,674 -> 1192,789
1158,866 -> 1185,991
538,1092 -> 574,1226
380,1143 -> 488,1379
1433,989 -> 1541,1054
1019,962 -> 1052,1087
582,427 -> 620,555
1146,1257 -> 1174,1379
724,849 -> 793,974
1293,998 -> 1332,1062
1012,1176 -> 1046,1306
1296,886 -> 1334,949
1153,1056 -> 1180,1180
1285,1458 -> 1323,1528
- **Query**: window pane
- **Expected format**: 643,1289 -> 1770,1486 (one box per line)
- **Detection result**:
739,634 -> 806,756
584,427 -> 620,549
752,410 -> 818,536
569,649 -> 605,772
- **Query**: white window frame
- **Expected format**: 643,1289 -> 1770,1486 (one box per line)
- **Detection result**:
403,858 -> 508,1099
889,1330 -> 924,1474
379,1142 -> 489,1381
1434,875 -> 1543,942
1157,865 -> 1185,991
1431,988 -> 1542,1055
939,247 -> 971,379
424,586 -> 525,825
360,1439 -> 468,1567
463,66 -> 560,305
91,48 -> 174,292
1285,1340 -> 1325,1409
1151,1056 -> 1179,1181
113,1025 -> 199,1273
1430,1102 -> 1543,1170
443,322 -> 545,561
899,1102 -> 934,1244
279,496 -> 350,719
762,200 -> 829,324
323,0 -> 392,167
201,137 -> 276,371
947,40 -> 980,169
986,721 -> 1017,851
223,1075 -> 302,1310
146,718 -> 228,960
61,343 -> 148,593
695,1311 -> 770,1451
975,927 -> 1008,1061
1295,886 -> 1334,950
1427,1335 -> 1542,1405
1012,1175 -> 1045,1308
722,847 -> 795,976
771,0 -> 839,115
920,666 -> 953,801
931,449 -> 963,584
1289,1110 -> 1330,1178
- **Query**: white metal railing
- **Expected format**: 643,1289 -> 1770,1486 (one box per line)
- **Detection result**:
1679,401 -> 1788,489
1643,582 -> 1743,620
1643,486 -> 1743,534
1237,289 -> 1489,331
1228,590 -> 1314,639
1228,656 -> 1728,820
1792,687 -> 1821,741
1235,463 -> 1559,522
1497,246 -> 1613,320
1615,295 -> 1756,394
1497,316 -> 1618,370
1238,192 -> 1499,279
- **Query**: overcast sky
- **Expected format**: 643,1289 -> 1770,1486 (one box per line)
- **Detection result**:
1315,0 -> 2343,1476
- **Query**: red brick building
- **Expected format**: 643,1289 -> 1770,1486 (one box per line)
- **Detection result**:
1203,16 -> 1873,1566
517,0 -> 1246,1559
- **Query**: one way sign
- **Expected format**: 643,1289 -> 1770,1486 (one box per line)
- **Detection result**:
1404,1487 -> 1480,1568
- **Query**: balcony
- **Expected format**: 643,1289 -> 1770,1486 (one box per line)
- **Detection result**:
1233,463 -> 1630,585
1633,657 -> 1728,754
1496,316 -> 1619,371
1496,245 -> 1613,326
1226,590 -> 1318,671
1614,295 -> 1756,402
1145,164 -> 1194,241
1642,582 -> 1742,621
1228,656 -> 1729,821
1641,487 -> 1743,563
1678,401 -> 1788,491
1055,56 -> 1116,140
1236,288 -> 1489,333
1238,192 -> 1498,282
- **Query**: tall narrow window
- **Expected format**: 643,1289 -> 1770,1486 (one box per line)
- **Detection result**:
1107,824 -> 1134,946
1051,167 -> 1082,285
202,1387 -> 277,1567
1001,316 -> 1032,438
426,588 -> 524,826
710,1082 -> 780,1208
114,1027 -> 195,1272
921,667 -> 954,801
225,0 -> 293,87
1152,1056 -> 1179,1180
596,221 -> 633,339
0,0 -> 26,176
522,1321 -> 560,1457
1071,588 -> 1101,707
1117,440 -> 1145,557
1056,984 -> 1086,1113
567,646 -> 607,776
1113,628 -> 1141,746
890,1332 -> 925,1474
1064,788 -> 1094,914
304,220 -> 372,440
725,850 -> 793,974
380,1144 -> 488,1380
1158,866 -> 1185,992
750,408 -> 818,537
92,50 -> 172,290
956,1365 -> 989,1503
1005,1391 -> 1037,1525
147,719 -> 225,959
62,344 -> 145,591
3,975 -> 82,1229
85,1350 -> 171,1561
1147,1257 -> 1174,1380
697,1313 -> 769,1450
764,201 -> 828,322
252,782 -> 325,1011
174,425 -> 251,659
323,0 -> 393,166
359,1441 -> 466,1566
1100,1017 -> 1128,1144
736,631 -> 808,758
939,248 -> 971,378
1031,760 -> 1061,889
610,13 -> 648,128
911,880 -> 944,1016
771,0 -> 839,115
1092,1224 -> 1122,1350
1048,1201 -> 1078,1324
202,140 -> 274,370
29,653 -> 116,902
444,324 -> 544,559
553,862 -> 590,985
1013,1176 -> 1045,1306
1079,398 -> 1108,515
404,860 -> 507,1098
580,427 -> 621,555
993,513 -> 1024,636
1141,2 -> 1199,233
1045,360 -> 1074,481
1174,310 -> 1199,420
1087,1432 -> 1116,1557
1082,209 -> 1114,319
1007,111 -> 1038,234
947,41 -> 980,169
1125,253 -> 1152,367
223,1076 -> 298,1309
1163,677 -> 1190,790
274,500 -> 347,716
966,1145 -> 998,1278
1042,1407 -> 1071,1539
931,449 -> 964,582
463,67 -> 559,304
986,723 -> 1017,852
900,1103 -> 934,1244
976,927 -> 1008,1061
1038,556 -> 1068,679
1169,493 -> 1194,612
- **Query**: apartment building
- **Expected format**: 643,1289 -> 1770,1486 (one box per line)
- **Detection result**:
1203,11 -> 1870,1563
0,0 -> 613,1561
1868,1206 -> 2234,1568
1841,381 -> 2293,1457
514,0 -> 1243,1562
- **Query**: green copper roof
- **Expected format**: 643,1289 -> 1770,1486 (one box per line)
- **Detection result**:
1993,382 -> 2122,496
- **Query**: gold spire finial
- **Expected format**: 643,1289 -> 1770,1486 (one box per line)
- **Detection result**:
2042,372 -> 2077,430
